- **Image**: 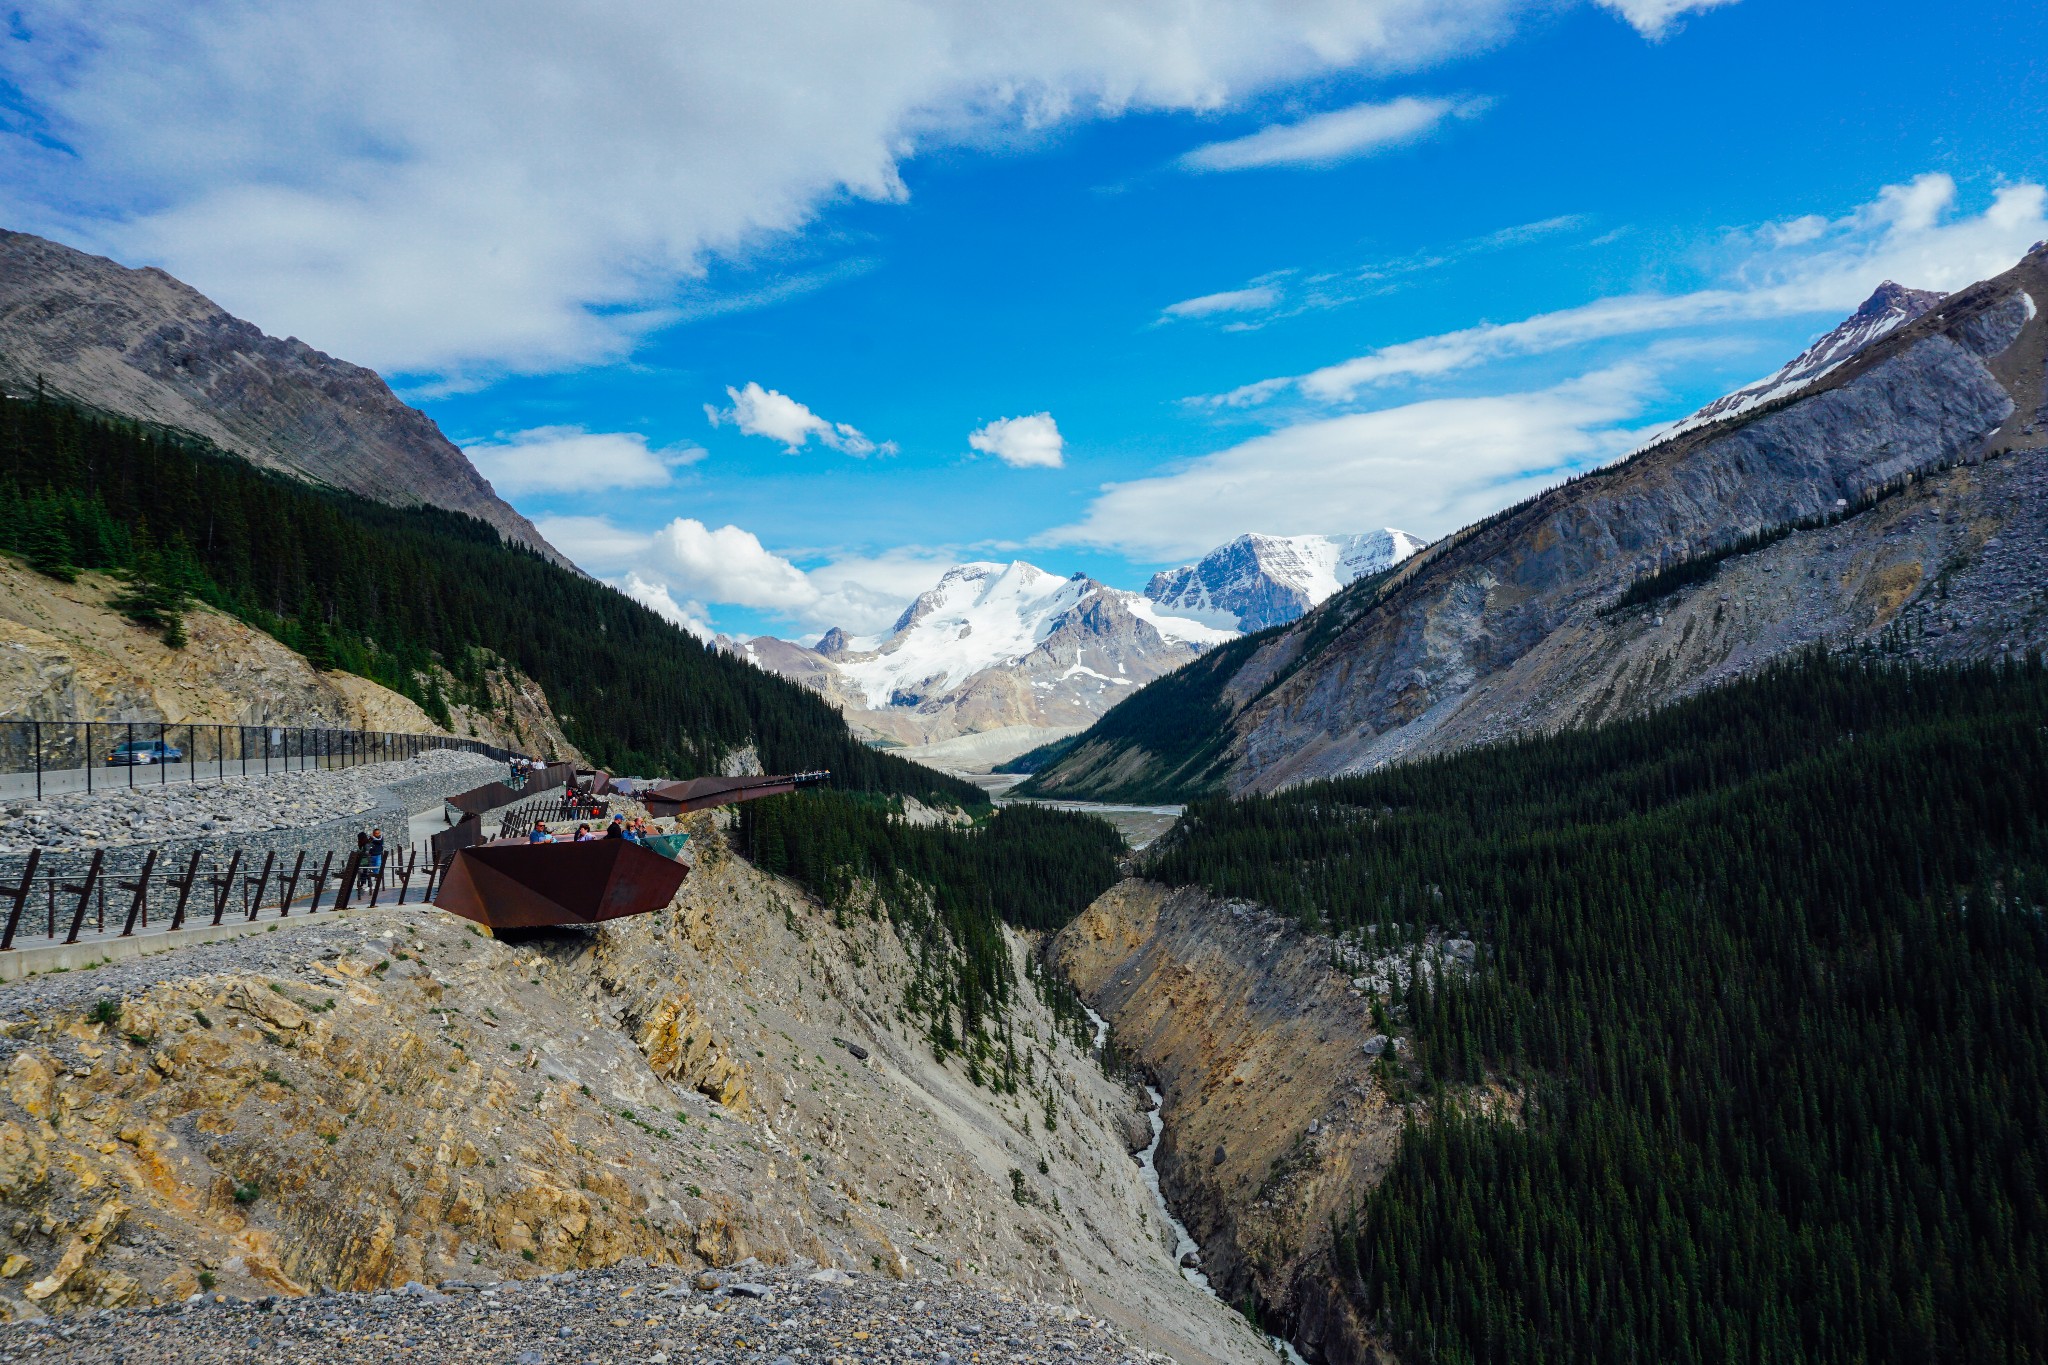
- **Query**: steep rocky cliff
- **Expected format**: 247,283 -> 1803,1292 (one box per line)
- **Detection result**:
1053,881 -> 1494,1365
1029,247 -> 2048,798
0,231 -> 561,564
0,822 -> 1272,1365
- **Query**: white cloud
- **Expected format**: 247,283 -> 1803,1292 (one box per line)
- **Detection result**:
620,572 -> 714,642
532,514 -> 659,575
968,413 -> 1065,468
3,0 -> 1553,379
1162,285 -> 1284,319
805,549 -> 963,634
463,425 -> 700,495
1053,365 -> 1656,560
1181,95 -> 1482,171
706,382 -> 891,456
644,518 -> 820,611
541,512 -> 954,636
1595,0 -> 1739,40
1213,173 -> 2048,406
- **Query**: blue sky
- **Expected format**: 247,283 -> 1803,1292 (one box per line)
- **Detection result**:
4,0 -> 2046,639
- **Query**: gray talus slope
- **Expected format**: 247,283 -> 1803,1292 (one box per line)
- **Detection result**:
0,230 -> 562,564
1034,246 -> 2048,798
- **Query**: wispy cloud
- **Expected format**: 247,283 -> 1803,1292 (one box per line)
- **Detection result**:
1157,214 -> 1588,331
1050,364 -> 1659,561
1207,174 -> 2048,407
1161,285 -> 1284,320
463,425 -> 702,495
706,382 -> 894,456
1180,96 -> 1486,172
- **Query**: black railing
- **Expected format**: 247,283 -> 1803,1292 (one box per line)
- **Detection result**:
0,836 -> 454,953
0,719 -> 523,802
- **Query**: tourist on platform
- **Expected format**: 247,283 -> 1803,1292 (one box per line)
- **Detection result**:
604,816 -> 627,840
527,823 -> 555,844
573,823 -> 595,842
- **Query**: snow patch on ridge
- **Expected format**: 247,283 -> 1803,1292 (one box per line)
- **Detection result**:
1145,529 -> 1426,631
832,561 -> 1228,709
1657,280 -> 1945,444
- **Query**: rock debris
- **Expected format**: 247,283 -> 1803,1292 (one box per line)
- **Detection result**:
3,1261 -> 1151,1365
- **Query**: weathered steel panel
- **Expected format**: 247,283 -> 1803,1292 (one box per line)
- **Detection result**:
434,840 -> 688,931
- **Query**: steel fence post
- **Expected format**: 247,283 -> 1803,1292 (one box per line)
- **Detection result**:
61,850 -> 105,945
0,848 -> 40,951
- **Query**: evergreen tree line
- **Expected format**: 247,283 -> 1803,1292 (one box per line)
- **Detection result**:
1146,652 -> 2048,1365
737,792 -> 1123,1083
0,390 -> 980,804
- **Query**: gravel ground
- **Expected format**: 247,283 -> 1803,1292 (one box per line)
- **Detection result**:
1,1262 -> 1151,1365
0,750 -> 503,857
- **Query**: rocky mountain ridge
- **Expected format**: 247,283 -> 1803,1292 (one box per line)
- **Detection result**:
1144,530 -> 1426,631
1024,250 -> 2048,800
0,230 -> 562,564
725,561 -> 1234,767
1669,279 -> 1946,436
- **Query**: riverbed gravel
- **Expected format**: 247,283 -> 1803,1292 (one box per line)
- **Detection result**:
0,1262 -> 1152,1365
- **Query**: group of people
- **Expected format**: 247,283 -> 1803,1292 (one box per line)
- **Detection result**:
527,813 -> 660,844
506,755 -> 549,789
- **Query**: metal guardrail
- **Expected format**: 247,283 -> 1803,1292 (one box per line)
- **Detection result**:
0,834 -> 451,952
430,765 -> 593,859
0,718 -> 525,802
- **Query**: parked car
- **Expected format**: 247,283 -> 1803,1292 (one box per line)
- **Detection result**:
105,739 -> 184,766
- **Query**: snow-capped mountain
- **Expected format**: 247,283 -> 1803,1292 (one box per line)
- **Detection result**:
1144,530 -> 1427,631
1668,281 -> 1945,438
726,561 -> 1235,765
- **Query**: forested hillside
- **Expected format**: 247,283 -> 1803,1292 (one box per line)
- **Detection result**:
1149,652 -> 2048,1365
0,390 -> 979,803
739,792 -> 1123,1082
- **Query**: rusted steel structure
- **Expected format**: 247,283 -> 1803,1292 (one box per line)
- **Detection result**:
433,840 -> 690,932
442,761 -> 577,821
431,770 -> 827,933
640,770 -> 831,817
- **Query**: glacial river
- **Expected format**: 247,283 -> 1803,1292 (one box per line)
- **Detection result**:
1083,1006 -> 1308,1365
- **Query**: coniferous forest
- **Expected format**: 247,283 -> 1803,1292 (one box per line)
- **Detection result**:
0,390 -> 980,804
1149,652 -> 2048,1365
